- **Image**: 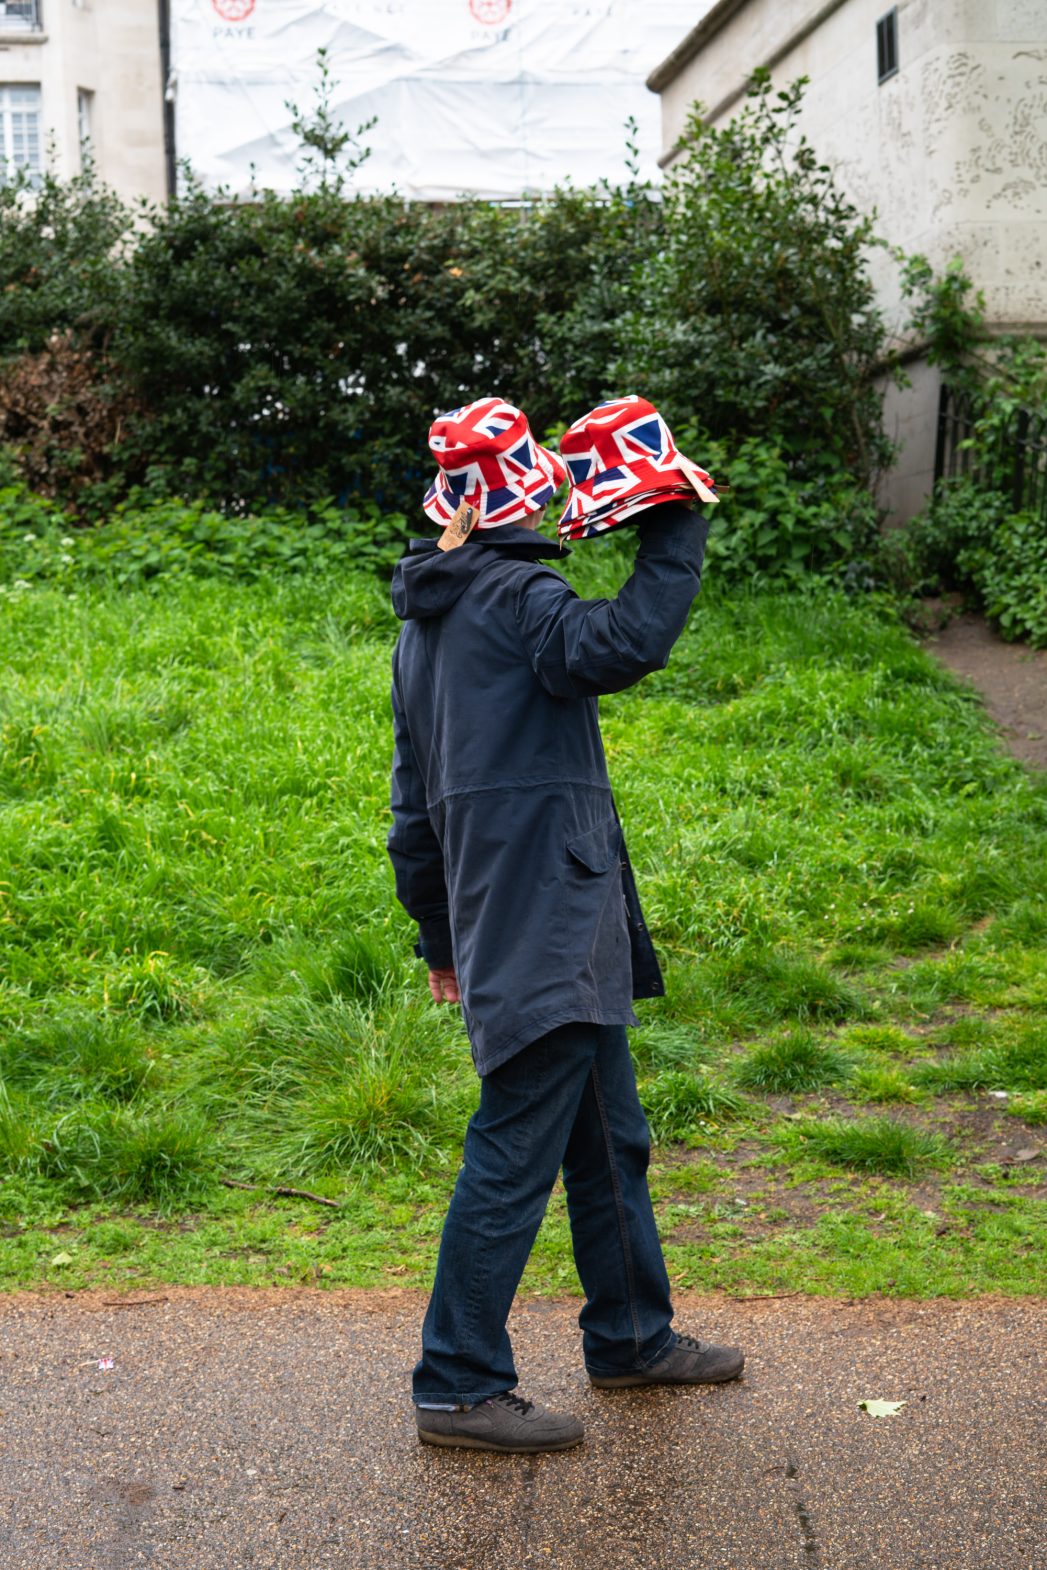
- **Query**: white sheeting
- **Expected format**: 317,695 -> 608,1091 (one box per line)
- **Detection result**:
171,0 -> 696,199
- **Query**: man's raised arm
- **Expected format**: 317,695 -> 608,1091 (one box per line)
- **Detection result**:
513,508 -> 709,700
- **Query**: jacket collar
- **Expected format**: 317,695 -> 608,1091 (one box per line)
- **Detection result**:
407,523 -> 569,560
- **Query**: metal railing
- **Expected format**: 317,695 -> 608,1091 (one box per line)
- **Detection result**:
934,382 -> 1047,522
0,1 -> 42,32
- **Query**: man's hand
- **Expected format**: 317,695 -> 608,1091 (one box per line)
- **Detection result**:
428,966 -> 460,1004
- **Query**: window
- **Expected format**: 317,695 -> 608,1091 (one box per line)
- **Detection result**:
0,2 -> 43,33
77,87 -> 93,153
876,9 -> 898,84
0,84 -> 42,181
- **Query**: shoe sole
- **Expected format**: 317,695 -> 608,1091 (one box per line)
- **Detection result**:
589,1361 -> 745,1389
417,1429 -> 584,1454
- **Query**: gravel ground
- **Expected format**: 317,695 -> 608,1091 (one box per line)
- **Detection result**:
928,612 -> 1047,771
1,1289 -> 1044,1569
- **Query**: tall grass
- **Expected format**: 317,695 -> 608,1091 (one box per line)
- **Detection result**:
780,1116 -> 953,1177
735,1029 -> 851,1093
1,564 -> 1046,1215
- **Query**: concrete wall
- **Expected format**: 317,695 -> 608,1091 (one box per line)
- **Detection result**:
650,0 -> 1047,520
0,0 -> 166,204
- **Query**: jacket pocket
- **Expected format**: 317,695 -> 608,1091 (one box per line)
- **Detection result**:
566,817 -> 622,875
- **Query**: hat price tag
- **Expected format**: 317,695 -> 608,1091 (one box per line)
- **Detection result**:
436,501 -> 479,551
678,456 -> 720,506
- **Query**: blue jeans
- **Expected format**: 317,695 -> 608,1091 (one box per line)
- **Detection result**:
413,1021 -> 676,1405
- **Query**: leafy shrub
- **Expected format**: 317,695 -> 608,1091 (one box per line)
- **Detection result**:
0,160 -> 132,357
0,477 -> 408,588
623,72 -> 891,487
0,71 -> 892,529
976,510 -> 1047,646
895,260 -> 1047,644
897,478 -> 1047,646
692,436 -> 880,587
0,331 -> 138,502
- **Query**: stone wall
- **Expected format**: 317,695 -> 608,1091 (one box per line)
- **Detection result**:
651,0 -> 1047,519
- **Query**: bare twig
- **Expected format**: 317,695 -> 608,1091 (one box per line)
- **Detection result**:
219,1176 -> 340,1208
100,1296 -> 169,1308
729,1291 -> 804,1302
273,1186 -> 340,1209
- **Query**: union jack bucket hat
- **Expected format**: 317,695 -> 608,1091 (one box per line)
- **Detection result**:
423,397 -> 567,530
556,395 -> 717,541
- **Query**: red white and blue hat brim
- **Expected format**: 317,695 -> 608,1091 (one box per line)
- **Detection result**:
554,395 -> 715,539
558,486 -> 697,541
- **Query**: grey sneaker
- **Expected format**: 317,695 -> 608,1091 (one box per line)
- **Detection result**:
416,1391 -> 584,1453
589,1333 -> 745,1388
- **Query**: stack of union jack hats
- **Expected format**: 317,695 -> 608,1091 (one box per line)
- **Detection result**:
556,396 -> 717,541
423,397 -> 567,529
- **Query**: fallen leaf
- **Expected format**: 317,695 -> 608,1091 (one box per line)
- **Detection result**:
1014,1148 -> 1040,1163
858,1398 -> 907,1418
50,1251 -> 73,1267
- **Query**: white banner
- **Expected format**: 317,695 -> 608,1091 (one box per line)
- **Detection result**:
170,0 -> 695,200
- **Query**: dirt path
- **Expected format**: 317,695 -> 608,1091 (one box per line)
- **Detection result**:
1,1288 -> 1044,1569
927,612 -> 1047,771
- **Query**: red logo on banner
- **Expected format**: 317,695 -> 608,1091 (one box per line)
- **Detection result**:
469,0 -> 511,22
212,0 -> 256,20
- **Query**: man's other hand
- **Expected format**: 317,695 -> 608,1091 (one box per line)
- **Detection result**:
428,967 -> 460,1004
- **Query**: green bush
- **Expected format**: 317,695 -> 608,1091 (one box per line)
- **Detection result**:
0,70 -> 893,533
623,71 -> 891,486
697,436 -> 880,586
976,510 -> 1047,645
0,160 -> 132,356
899,478 -> 1047,646
895,260 -> 1047,644
0,475 -> 408,588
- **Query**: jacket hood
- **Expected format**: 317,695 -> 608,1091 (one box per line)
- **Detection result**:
391,524 -> 568,622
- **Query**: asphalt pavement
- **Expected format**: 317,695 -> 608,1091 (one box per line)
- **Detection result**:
1,1288 -> 1044,1569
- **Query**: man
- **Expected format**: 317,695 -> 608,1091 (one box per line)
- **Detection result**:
387,395 -> 744,1455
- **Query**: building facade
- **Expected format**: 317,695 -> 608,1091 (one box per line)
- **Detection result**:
0,0 -> 166,204
648,0 -> 1047,521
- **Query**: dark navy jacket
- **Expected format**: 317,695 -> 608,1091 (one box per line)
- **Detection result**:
387,503 -> 709,1076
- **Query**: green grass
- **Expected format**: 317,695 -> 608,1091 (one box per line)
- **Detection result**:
640,1070 -> 748,1141
778,1115 -> 953,1177
735,1029 -> 851,1093
1,554 -> 1046,1297
849,1064 -> 923,1104
913,1023 -> 1047,1093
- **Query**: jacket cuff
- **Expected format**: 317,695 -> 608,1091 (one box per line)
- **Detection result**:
414,913 -> 454,970
636,507 -> 710,543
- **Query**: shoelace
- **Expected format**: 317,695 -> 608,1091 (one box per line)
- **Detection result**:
485,1391 -> 535,1416
674,1334 -> 710,1355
